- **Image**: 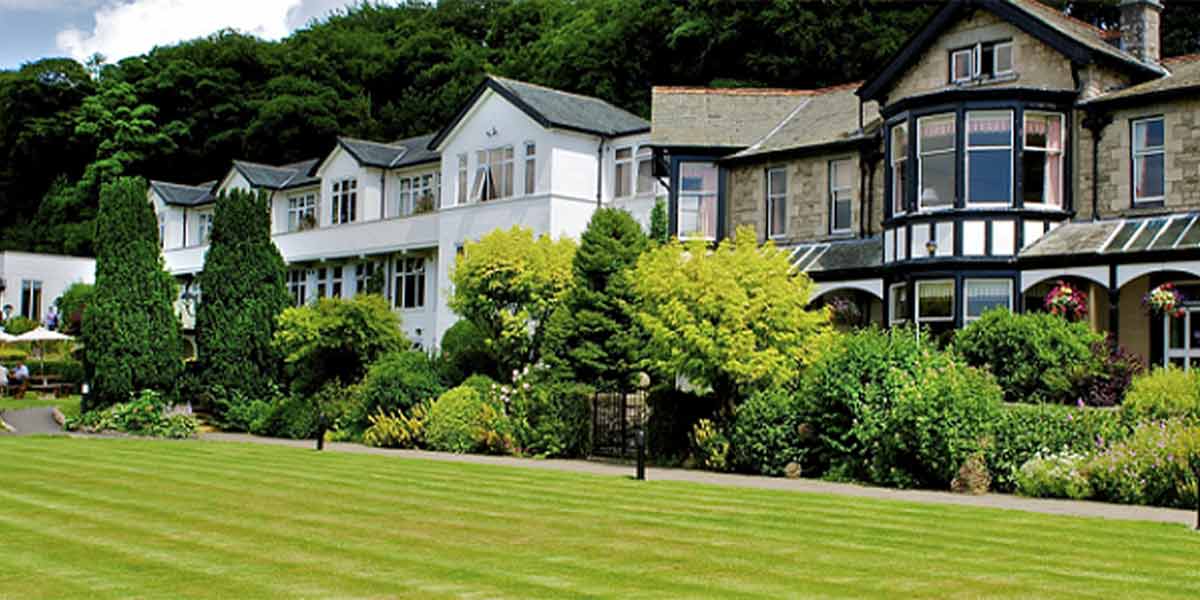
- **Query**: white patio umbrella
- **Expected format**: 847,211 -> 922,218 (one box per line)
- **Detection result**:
15,327 -> 74,386
0,331 -> 17,344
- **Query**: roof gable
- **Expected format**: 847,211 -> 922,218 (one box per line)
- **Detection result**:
231,158 -> 320,191
337,134 -> 440,169
149,180 -> 215,207
725,83 -> 878,161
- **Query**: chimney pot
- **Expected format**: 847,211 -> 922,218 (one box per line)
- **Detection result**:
1120,0 -> 1164,64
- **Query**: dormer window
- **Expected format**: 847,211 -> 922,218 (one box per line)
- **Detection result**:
950,40 -> 1013,84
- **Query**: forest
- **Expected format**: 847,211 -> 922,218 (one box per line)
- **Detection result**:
1,0 -> 1197,256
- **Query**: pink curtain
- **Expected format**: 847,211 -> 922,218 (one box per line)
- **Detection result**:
1046,117 -> 1062,207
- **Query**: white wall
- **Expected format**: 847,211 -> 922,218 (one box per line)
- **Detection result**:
149,190 -> 187,251
316,147 -> 382,225
0,252 -> 95,324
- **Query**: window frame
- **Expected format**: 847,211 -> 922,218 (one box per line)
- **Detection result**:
287,193 -> 318,232
331,178 -> 357,225
915,279 -> 955,323
890,122 -> 908,217
950,48 -> 974,83
991,41 -> 1014,76
456,153 -> 468,205
354,260 -> 379,296
471,146 -> 515,202
766,166 -> 788,239
287,269 -> 307,306
916,113 -> 957,212
829,158 -> 855,235
676,161 -> 719,241
964,109 -> 1014,207
614,146 -> 634,198
524,141 -> 536,195
950,40 -> 1014,84
1131,116 -> 1166,206
636,147 -> 655,195
20,279 -> 42,321
889,282 -> 910,326
195,212 -> 214,246
394,256 -> 427,310
962,278 -> 1013,323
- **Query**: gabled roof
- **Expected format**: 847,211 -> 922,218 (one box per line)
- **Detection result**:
1082,54 -> 1200,106
149,180 -> 215,207
338,134 -> 439,169
232,158 -> 320,191
650,87 -> 810,149
429,75 -> 649,149
858,0 -> 1164,102
726,83 -> 879,161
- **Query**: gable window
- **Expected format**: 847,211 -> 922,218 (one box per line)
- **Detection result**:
678,162 -> 718,240
615,147 -> 633,198
766,167 -> 787,239
1023,112 -> 1064,207
394,256 -> 426,309
889,282 -> 910,326
964,279 -> 1012,322
1133,117 -> 1165,205
354,260 -> 380,295
891,123 -> 908,216
20,279 -> 42,320
951,48 -> 973,83
316,266 -> 343,299
331,179 -> 357,224
196,213 -> 214,245
287,269 -> 306,306
456,153 -> 468,205
966,110 -> 1013,205
636,148 -> 655,194
524,142 -> 536,195
472,146 -> 514,202
918,114 -> 956,210
288,193 -> 317,232
394,173 -> 436,217
829,159 -> 854,234
951,40 -> 1013,84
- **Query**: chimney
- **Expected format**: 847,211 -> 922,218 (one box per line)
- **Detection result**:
1120,0 -> 1164,64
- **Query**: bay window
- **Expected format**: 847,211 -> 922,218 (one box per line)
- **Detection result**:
331,179 -> 357,225
1023,113 -> 1064,207
916,280 -> 954,324
891,123 -> 908,215
918,114 -> 956,210
615,147 -> 633,197
636,148 -> 655,194
395,256 -> 426,309
196,212 -> 213,245
766,167 -> 787,238
1133,117 -> 1165,205
966,110 -> 1013,205
472,146 -> 514,202
829,159 -> 853,234
524,142 -> 536,195
678,162 -> 718,240
964,279 -> 1012,322
287,193 -> 317,232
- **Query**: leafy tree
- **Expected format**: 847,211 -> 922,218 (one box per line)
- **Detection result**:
54,282 -> 94,335
632,226 -> 832,411
81,177 -> 184,411
649,197 -> 668,245
543,208 -> 648,391
195,188 -> 290,410
448,226 -> 576,376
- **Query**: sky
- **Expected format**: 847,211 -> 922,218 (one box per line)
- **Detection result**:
0,0 -> 380,70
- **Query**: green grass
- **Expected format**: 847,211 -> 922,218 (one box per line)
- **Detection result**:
0,393 -> 81,419
0,437 -> 1198,599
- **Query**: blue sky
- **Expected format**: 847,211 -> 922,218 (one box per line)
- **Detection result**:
0,0 -> 372,71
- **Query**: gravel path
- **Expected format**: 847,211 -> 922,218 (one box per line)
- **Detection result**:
200,431 -> 1197,527
0,407 -> 64,436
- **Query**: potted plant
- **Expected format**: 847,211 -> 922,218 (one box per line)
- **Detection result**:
1044,280 -> 1088,321
1143,283 -> 1186,319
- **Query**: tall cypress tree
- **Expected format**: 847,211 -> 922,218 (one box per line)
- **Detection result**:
82,177 -> 184,411
195,188 -> 289,412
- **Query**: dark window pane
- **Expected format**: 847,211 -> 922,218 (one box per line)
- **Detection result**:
1022,150 -> 1046,205
968,149 -> 1011,203
920,153 -> 956,208
1137,154 -> 1165,199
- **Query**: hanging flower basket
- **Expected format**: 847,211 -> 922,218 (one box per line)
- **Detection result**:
826,296 -> 862,327
1044,280 -> 1088,321
1143,283 -> 1186,318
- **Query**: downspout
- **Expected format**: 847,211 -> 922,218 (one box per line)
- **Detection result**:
380,169 -> 387,218
596,139 -> 604,207
182,207 -> 188,247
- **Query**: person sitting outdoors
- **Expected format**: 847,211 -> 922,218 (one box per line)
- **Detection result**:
12,362 -> 29,398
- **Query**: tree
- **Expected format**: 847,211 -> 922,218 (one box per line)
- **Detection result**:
649,197 -> 668,245
81,177 -> 184,411
632,226 -> 832,411
448,226 -> 576,376
54,282 -> 94,335
543,208 -> 648,391
195,188 -> 290,411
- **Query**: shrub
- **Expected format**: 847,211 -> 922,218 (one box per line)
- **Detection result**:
1087,420 -> 1200,509
2,316 -> 38,335
1014,451 -> 1093,500
952,310 -> 1104,404
1122,367 -> 1200,423
1080,341 -> 1144,407
248,387 -> 359,441
362,405 -> 428,449
0,348 -> 27,361
989,403 -> 1126,492
210,383 -> 278,433
353,351 -> 444,430
426,386 -> 493,454
508,375 -> 592,458
951,453 -> 992,495
54,282 -> 94,335
729,388 -> 804,476
690,419 -> 730,471
436,319 -> 494,385
65,389 -> 197,438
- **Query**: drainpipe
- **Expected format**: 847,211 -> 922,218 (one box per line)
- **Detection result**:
596,139 -> 604,207
1083,110 -> 1112,222
182,207 -> 188,247
380,169 -> 387,218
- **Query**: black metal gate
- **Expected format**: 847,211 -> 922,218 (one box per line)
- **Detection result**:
592,390 -> 647,457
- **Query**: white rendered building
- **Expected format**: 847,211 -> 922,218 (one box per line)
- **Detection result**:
0,251 -> 95,325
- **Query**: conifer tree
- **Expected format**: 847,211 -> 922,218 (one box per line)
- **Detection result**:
649,198 -> 669,245
82,177 -> 184,411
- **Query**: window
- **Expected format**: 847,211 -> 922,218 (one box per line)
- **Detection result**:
891,123 -> 908,215
636,147 -> 655,194
288,193 -> 318,232
315,266 -> 343,299
1165,306 -> 1200,371
157,213 -> 165,248
354,261 -> 379,295
394,256 -> 426,309
457,153 -> 468,205
964,279 -> 1012,322
950,40 -> 1013,83
472,146 -> 514,202
966,110 -> 1013,205
918,114 -> 956,210
829,159 -> 854,234
1133,117 -> 1165,205
1023,113 -> 1064,207
766,167 -> 787,239
394,174 -> 436,217
678,162 -> 718,240
889,282 -> 910,325
916,280 -> 955,323
524,142 -> 536,195
287,269 -> 306,306
331,179 -> 357,224
615,147 -> 633,198
20,280 -> 42,320
195,213 -> 214,245
951,48 -> 974,83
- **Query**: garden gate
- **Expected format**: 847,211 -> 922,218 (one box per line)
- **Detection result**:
591,390 -> 647,457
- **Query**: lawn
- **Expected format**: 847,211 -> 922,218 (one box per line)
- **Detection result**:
0,437 -> 1197,599
0,393 -> 81,419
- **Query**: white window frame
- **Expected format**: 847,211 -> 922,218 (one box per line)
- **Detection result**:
1022,112 -> 1065,209
677,161 -> 719,241
965,110 -> 1014,207
963,278 -> 1013,323
331,178 -> 357,225
157,213 -> 165,248
195,212 -> 214,246
891,122 -> 908,216
354,260 -> 379,296
917,113 -> 956,212
456,153 -> 468,205
395,173 -> 436,217
766,166 -> 787,239
287,193 -> 318,232
889,282 -> 910,326
952,41 -> 1013,84
615,147 -> 634,198
394,256 -> 426,310
20,279 -> 42,321
472,146 -> 514,202
991,41 -> 1014,76
524,142 -> 536,195
915,279 -> 955,323
829,158 -> 854,235
951,48 -> 974,83
1165,306 -> 1200,371
1132,116 -> 1166,206
636,147 -> 655,195
287,269 -> 307,306
315,266 -> 343,299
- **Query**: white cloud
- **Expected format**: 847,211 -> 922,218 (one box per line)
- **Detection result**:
54,0 -> 321,62
0,0 -> 102,10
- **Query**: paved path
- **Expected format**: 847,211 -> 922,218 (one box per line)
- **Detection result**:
0,407 -> 64,436
201,432 -> 1197,527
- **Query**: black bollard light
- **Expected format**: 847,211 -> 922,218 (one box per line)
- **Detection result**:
635,427 -> 646,481
316,413 -> 327,452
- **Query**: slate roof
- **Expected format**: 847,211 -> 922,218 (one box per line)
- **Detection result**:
1006,0 -> 1159,74
650,87 -> 811,149
149,180 -> 215,207
787,237 -> 883,274
1082,54 -> 1200,105
233,158 -> 320,190
338,134 -> 439,169
727,83 -> 880,161
1023,213 -> 1200,258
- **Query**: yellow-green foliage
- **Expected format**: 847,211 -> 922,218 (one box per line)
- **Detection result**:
362,405 -> 427,449
1122,367 -> 1200,423
632,226 -> 832,398
691,418 -> 730,471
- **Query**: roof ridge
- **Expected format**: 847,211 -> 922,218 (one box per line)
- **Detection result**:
653,86 -> 813,96
339,136 -> 405,149
489,74 -> 631,110
233,159 -> 296,172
